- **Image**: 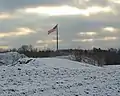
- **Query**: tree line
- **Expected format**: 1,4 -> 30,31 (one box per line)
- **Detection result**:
1,45 -> 120,66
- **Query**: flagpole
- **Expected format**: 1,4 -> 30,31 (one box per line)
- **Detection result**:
56,24 -> 59,51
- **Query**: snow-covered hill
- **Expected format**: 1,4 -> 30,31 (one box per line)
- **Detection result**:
57,55 -> 100,66
0,56 -> 120,96
0,52 -> 27,66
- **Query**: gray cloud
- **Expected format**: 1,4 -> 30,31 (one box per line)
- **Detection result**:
0,0 -> 118,12
74,0 -> 109,7
0,0 -> 120,49
0,0 -> 71,12
1,14 -> 120,49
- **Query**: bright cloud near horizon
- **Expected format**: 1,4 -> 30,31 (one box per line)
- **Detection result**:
0,27 -> 35,38
0,0 -> 120,49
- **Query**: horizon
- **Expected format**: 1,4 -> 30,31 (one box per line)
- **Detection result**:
0,45 -> 120,52
0,0 -> 120,49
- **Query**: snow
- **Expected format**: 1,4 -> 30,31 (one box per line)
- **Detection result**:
57,55 -> 99,66
0,52 -> 27,66
38,58 -> 99,69
0,52 -> 120,96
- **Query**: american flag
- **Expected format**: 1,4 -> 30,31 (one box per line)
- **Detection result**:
48,24 -> 58,35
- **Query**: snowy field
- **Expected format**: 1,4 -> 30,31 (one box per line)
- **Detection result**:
0,52 -> 120,96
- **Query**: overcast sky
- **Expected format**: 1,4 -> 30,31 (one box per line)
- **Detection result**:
0,0 -> 120,50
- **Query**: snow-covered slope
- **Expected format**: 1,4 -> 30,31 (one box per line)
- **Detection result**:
0,58 -> 120,96
57,55 -> 106,66
57,55 -> 99,66
36,58 -> 99,69
0,52 -> 27,66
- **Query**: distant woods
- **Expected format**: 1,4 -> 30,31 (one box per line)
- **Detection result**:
2,45 -> 120,66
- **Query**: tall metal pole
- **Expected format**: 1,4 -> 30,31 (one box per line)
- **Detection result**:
56,24 -> 58,51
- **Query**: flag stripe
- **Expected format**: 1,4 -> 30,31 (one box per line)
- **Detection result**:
48,24 -> 58,35
48,29 -> 56,34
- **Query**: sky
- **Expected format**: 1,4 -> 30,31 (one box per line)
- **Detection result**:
0,0 -> 120,50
